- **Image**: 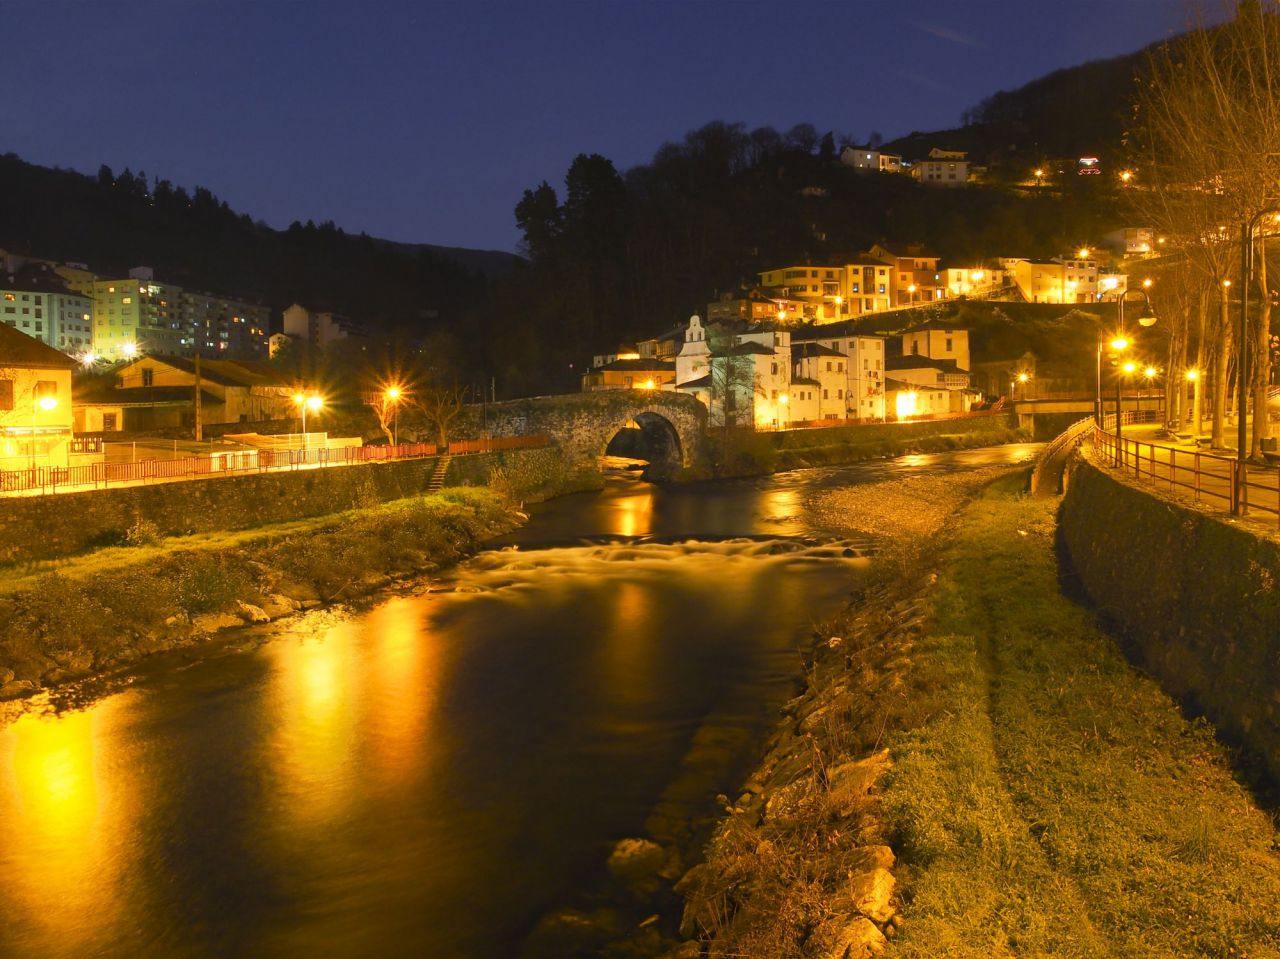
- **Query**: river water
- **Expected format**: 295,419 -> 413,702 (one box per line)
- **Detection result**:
0,445 -> 1037,959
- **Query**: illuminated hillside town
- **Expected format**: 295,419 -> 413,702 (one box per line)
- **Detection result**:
1,4 -> 1279,959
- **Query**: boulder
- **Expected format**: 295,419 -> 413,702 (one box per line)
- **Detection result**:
827,750 -> 891,815
262,594 -> 300,618
811,916 -> 886,959
607,837 -> 666,882
0,679 -> 37,700
235,601 -> 271,624
0,667 -> 14,686
849,867 -> 896,923
191,612 -> 244,634
847,845 -> 896,873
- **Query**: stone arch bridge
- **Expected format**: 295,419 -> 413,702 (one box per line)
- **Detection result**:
474,391 -> 710,482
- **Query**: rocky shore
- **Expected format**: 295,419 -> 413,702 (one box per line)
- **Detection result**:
0,488 -> 521,700
530,464 -> 1025,959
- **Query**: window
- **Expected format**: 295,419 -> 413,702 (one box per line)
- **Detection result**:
826,361 -> 832,371
34,380 -> 56,399
823,389 -> 829,399
838,362 -> 844,372
771,362 -> 778,375
878,284 -> 886,294
0,379 -> 12,410
864,358 -> 869,370
141,369 -> 154,387
946,338 -> 953,351
122,296 -> 132,305
838,389 -> 844,399
2,293 -> 12,301
103,413 -> 118,431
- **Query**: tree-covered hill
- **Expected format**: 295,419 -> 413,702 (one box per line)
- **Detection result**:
0,153 -> 507,334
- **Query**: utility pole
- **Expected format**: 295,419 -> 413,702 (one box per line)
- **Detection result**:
193,351 -> 203,442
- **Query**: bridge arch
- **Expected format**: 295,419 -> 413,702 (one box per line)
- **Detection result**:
477,391 -> 710,483
603,410 -> 685,480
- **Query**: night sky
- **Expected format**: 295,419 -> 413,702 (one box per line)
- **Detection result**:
2,1 -> 1216,253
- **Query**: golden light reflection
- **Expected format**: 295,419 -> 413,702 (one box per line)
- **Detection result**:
611,491 -> 654,538
364,598 -> 437,789
0,700 -> 133,952
600,581 -> 658,709
268,622 -> 362,825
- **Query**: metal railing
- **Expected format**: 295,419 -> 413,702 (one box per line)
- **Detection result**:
0,434 -> 551,497
1092,414 -> 1280,524
1029,415 -> 1094,494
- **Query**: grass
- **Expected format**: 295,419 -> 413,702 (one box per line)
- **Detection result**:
884,478 -> 1280,958
0,487 -> 518,681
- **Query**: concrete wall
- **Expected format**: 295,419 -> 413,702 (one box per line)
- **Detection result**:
1060,453 -> 1280,782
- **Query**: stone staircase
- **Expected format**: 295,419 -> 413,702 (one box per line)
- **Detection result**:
428,455 -> 452,492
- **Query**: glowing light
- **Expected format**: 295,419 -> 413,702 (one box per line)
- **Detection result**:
385,386 -> 401,401
1120,170 -> 1134,183
1123,361 -> 1137,374
616,352 -> 641,360
1034,168 -> 1045,177
1144,366 -> 1158,380
292,392 -> 305,405
119,341 -> 137,358
907,284 -> 917,294
1017,372 -> 1030,384
36,396 -> 58,412
1111,337 -> 1130,351
779,393 -> 789,405
895,390 -> 918,419
1186,369 -> 1199,381
1142,277 -> 1153,288
642,378 -> 655,390
1102,277 -> 1119,291
306,395 -> 323,412
970,270 -> 985,281
1223,278 -> 1233,288
776,308 -> 787,320
80,351 -> 97,368
1078,247 -> 1091,259
833,295 -> 843,305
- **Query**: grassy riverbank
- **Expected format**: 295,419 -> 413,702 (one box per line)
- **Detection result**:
676,475 -> 1280,958
0,488 -> 520,696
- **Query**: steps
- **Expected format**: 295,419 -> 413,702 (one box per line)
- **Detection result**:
428,455 -> 452,492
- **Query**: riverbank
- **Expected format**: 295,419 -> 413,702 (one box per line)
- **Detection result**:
0,487 -> 521,699
668,475 -> 1280,958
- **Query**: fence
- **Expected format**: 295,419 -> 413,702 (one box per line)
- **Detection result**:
1092,414 -> 1280,524
1029,415 -> 1094,494
0,434 -> 551,497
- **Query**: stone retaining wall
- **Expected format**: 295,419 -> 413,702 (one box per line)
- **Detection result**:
0,447 -> 578,566
1060,452 -> 1280,782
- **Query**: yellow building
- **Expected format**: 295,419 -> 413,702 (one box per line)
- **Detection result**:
868,242 -> 946,307
758,265 -> 846,321
0,323 -> 79,471
581,358 -> 676,392
1011,255 -> 1124,304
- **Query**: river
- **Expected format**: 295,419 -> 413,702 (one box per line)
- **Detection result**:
0,445 -> 1038,959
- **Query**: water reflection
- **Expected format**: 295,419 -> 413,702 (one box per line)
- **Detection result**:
0,698 -> 136,956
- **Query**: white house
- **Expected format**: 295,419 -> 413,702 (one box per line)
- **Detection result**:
840,146 -> 904,174
794,330 -> 887,420
676,316 -> 794,428
791,342 -> 849,421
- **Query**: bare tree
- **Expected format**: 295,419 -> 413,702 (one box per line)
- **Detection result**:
412,382 -> 468,450
1134,1 -> 1280,452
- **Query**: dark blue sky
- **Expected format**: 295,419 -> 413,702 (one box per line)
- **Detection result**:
2,1 -> 1213,253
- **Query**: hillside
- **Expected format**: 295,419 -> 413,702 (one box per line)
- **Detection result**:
885,47 -> 1152,170
0,153 -> 502,337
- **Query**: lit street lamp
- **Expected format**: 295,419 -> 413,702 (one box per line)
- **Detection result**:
293,392 -> 323,448
384,386 -> 402,447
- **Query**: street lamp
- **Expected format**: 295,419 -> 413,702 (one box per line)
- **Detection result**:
384,386 -> 402,447
1034,168 -> 1045,189
1143,366 -> 1158,412
293,392 -> 323,447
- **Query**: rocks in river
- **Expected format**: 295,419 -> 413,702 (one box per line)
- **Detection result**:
261,594 -> 299,618
191,612 -> 244,634
522,906 -> 622,958
608,837 -> 667,885
0,679 -> 37,700
235,601 -> 271,624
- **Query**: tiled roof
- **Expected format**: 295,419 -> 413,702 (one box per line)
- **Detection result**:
0,322 -> 76,369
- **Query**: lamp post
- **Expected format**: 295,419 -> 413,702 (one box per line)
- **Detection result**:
293,392 -> 323,448
1096,288 -> 1157,427
384,386 -> 402,448
1143,366 -> 1158,413
1118,360 -> 1136,465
